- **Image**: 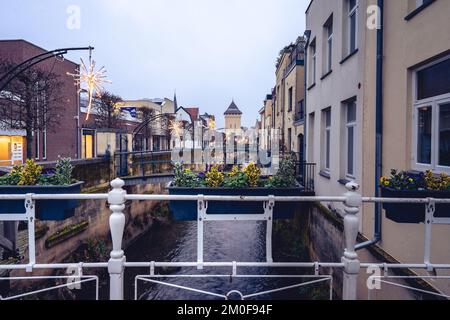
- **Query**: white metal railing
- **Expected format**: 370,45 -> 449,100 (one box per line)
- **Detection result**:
0,179 -> 449,300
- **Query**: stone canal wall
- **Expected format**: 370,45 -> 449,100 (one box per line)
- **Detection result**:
9,182 -> 170,284
298,204 -> 439,300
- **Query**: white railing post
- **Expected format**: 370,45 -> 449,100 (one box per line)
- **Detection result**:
108,178 -> 127,300
342,182 -> 362,300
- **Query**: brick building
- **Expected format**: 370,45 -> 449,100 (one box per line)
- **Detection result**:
0,39 -> 80,164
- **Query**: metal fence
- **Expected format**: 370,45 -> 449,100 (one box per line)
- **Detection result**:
0,180 -> 450,300
113,150 -> 173,177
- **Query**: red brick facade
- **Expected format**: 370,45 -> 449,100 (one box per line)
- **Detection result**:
0,40 -> 80,161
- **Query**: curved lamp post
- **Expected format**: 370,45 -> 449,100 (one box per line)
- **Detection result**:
0,47 -> 94,92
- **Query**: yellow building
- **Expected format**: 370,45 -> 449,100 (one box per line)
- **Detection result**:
262,36 -> 306,159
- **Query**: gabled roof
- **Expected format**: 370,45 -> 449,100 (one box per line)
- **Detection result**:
184,107 -> 199,121
224,100 -> 242,115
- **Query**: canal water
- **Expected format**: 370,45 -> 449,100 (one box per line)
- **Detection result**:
123,218 -> 329,300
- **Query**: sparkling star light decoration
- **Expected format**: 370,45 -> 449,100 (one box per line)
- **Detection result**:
169,119 -> 184,137
68,58 -> 111,120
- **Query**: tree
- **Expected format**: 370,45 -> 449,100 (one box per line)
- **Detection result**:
93,90 -> 123,129
0,60 -> 64,159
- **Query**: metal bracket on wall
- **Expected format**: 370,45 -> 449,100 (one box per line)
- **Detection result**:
423,198 -> 450,269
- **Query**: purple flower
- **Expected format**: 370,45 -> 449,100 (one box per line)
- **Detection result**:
198,172 -> 206,179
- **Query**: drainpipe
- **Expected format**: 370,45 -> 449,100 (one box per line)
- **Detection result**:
303,30 -> 311,165
356,0 -> 383,250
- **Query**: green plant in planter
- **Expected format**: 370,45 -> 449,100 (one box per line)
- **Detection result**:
265,158 -> 297,188
0,165 -> 22,185
244,162 -> 261,187
173,163 -> 205,187
205,166 -> 224,187
223,171 -> 248,188
53,158 -> 74,185
424,170 -> 450,191
0,158 -> 76,186
18,159 -> 43,186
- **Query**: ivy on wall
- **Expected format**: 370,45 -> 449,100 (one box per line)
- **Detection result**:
45,221 -> 89,249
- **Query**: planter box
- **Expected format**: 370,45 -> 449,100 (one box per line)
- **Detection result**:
0,182 -> 84,221
167,183 -> 313,221
381,187 -> 450,224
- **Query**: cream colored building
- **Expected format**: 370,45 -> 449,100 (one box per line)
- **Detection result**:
119,98 -> 175,151
224,100 -> 242,130
306,0 -> 450,298
261,37 -> 306,159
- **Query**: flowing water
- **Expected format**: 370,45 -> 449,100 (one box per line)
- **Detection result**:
124,218 -> 329,300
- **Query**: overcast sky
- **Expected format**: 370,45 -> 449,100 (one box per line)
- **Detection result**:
1,0 -> 308,128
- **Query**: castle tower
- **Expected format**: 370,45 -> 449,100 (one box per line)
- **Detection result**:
224,100 -> 242,130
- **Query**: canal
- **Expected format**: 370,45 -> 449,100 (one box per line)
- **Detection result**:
123,215 -> 330,300
4,206 -> 330,300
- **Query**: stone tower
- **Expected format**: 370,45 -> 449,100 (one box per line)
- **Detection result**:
224,100 -> 242,130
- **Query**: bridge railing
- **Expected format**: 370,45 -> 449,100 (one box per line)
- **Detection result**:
113,150 -> 173,177
1,180 -> 450,300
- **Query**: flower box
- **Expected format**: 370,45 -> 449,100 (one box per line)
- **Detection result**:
381,187 -> 450,224
0,182 -> 84,221
167,183 -> 312,221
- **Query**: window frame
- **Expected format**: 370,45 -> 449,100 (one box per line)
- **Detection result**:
322,108 -> 332,172
42,129 -> 47,160
345,100 -> 357,179
288,87 -> 293,112
347,0 -> 359,55
309,39 -> 317,86
324,18 -> 333,74
412,55 -> 450,173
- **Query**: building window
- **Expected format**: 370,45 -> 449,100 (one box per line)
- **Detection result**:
345,100 -> 357,177
324,16 -> 333,74
309,39 -> 317,85
42,130 -> 47,160
348,0 -> 358,54
406,0 -> 435,20
288,87 -> 293,112
288,128 -> 292,152
413,56 -> 450,172
82,129 -> 95,159
35,130 -> 40,160
322,108 -> 332,172
296,100 -> 305,122
308,113 -> 315,163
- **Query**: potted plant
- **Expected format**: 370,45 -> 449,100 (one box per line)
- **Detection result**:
380,169 -> 450,223
167,159 -> 313,221
0,158 -> 83,221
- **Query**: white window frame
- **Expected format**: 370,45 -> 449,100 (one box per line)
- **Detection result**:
322,108 -> 332,172
42,129 -> 47,160
412,55 -> 450,173
325,21 -> 333,73
34,130 -> 40,160
310,40 -> 317,85
345,101 -> 357,178
348,0 -> 359,54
